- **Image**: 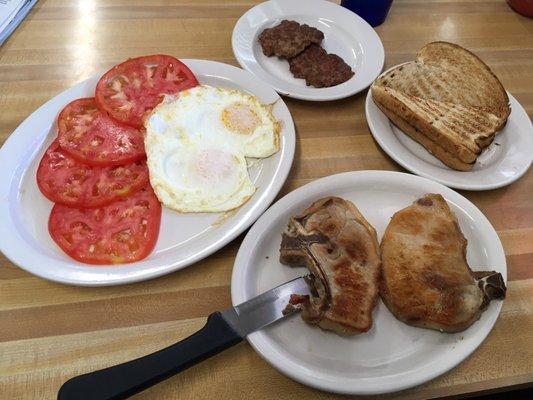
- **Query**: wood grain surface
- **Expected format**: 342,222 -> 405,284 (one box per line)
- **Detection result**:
1,0 -> 532,399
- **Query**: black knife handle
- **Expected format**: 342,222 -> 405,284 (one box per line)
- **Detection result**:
57,311 -> 242,400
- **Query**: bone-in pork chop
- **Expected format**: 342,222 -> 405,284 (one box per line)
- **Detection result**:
380,193 -> 506,333
279,197 -> 381,334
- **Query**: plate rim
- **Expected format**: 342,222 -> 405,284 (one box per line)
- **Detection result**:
0,59 -> 295,286
365,63 -> 533,191
231,0 -> 384,101
231,170 -> 506,395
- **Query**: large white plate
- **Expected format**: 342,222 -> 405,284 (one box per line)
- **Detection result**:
232,0 -> 384,101
231,171 -> 506,395
365,69 -> 533,190
0,60 -> 295,286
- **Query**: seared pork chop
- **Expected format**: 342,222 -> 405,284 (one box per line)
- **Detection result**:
279,197 -> 381,334
380,194 -> 506,333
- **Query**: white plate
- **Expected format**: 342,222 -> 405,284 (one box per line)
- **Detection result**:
0,59 -> 295,286
231,171 -> 506,395
365,70 -> 533,190
232,0 -> 384,101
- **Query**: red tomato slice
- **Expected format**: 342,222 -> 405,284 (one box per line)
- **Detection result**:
95,55 -> 199,128
48,186 -> 161,265
57,98 -> 145,167
37,139 -> 149,208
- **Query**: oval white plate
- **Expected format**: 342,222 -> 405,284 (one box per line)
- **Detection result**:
232,0 -> 384,101
0,59 -> 295,286
365,68 -> 533,190
231,171 -> 506,395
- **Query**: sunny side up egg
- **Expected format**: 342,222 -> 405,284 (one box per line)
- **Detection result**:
144,85 -> 281,213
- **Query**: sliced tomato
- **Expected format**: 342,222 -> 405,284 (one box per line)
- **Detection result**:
48,186 -> 161,265
37,139 -> 149,208
95,55 -> 199,128
57,98 -> 145,167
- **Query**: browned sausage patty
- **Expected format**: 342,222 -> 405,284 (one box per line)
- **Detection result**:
258,20 -> 324,58
288,44 -> 354,88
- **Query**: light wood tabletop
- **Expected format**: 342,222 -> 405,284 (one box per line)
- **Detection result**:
1,0 -> 532,399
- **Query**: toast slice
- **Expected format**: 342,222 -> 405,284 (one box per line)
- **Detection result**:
380,194 -> 506,333
371,42 -> 510,170
372,85 -> 503,166
279,197 -> 381,335
373,98 -> 474,171
375,42 -> 510,121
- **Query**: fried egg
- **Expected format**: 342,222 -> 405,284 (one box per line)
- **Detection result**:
145,131 -> 255,212
144,86 -> 280,212
144,85 -> 280,213
149,85 -> 280,158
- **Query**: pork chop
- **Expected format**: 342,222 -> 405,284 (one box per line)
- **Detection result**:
279,197 -> 381,334
380,193 -> 506,333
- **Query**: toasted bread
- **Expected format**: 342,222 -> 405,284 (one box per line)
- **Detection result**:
373,98 -> 474,171
371,42 -> 510,170
375,42 -> 510,121
372,85 -> 503,166
380,194 -> 506,333
279,197 -> 381,335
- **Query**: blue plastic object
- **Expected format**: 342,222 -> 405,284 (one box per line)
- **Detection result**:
340,0 -> 394,27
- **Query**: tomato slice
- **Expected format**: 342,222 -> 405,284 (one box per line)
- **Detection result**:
95,55 -> 199,128
48,186 -> 161,265
57,98 -> 145,167
37,139 -> 149,208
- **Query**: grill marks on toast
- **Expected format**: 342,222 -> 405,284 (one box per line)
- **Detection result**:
379,44 -> 509,119
402,93 -> 501,152
416,41 -> 510,120
374,100 -> 475,170
372,86 -> 502,164
371,42 -> 510,170
379,61 -> 504,114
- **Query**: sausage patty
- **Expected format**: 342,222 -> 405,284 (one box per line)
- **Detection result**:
288,44 -> 354,88
258,20 -> 324,58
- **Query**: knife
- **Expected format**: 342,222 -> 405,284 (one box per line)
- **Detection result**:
57,276 -> 311,400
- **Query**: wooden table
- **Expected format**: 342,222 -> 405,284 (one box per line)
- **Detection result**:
1,0 -> 532,398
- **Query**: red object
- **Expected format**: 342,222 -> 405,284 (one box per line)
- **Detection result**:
507,0 -> 533,17
95,55 -> 199,128
48,186 -> 161,265
57,97 -> 145,167
37,139 -> 149,208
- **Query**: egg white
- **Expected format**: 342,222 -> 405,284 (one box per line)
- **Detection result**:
144,85 -> 280,213
145,128 -> 255,212
149,85 -> 280,158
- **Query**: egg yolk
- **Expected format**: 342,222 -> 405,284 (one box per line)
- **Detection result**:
221,102 -> 260,134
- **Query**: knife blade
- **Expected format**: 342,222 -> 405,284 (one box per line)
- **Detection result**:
57,276 -> 312,400
221,275 -> 312,336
